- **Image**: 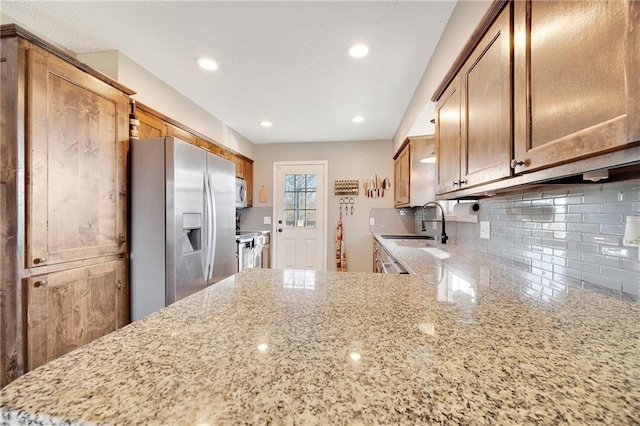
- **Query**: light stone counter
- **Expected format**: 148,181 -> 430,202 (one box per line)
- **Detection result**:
1,240 -> 639,425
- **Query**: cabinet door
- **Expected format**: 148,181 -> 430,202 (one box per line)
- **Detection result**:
214,145 -> 231,160
28,46 -> 128,268
233,155 -> 245,179
436,77 -> 462,194
461,5 -> 512,187
196,137 -> 215,154
244,159 -> 254,207
137,106 -> 168,139
513,0 -> 635,172
25,260 -> 128,371
393,146 -> 410,206
167,123 -> 198,145
409,136 -> 436,206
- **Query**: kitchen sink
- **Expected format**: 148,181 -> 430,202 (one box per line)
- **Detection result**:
393,240 -> 433,248
380,234 -> 434,240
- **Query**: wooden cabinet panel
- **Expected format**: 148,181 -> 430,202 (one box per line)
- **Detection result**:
393,146 -> 410,206
25,260 -> 128,371
233,155 -> 244,179
0,36 -> 23,387
244,159 -> 253,207
436,78 -> 462,194
167,124 -> 198,145
28,46 -> 128,268
513,0 -> 634,172
408,136 -> 436,206
461,5 -> 511,186
394,136 -> 436,207
214,145 -> 231,160
137,107 -> 167,139
196,137 -> 214,153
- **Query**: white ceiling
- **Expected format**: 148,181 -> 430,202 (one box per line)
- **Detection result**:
1,1 -> 456,144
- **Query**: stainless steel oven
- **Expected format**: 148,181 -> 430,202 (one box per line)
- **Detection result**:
236,231 -> 271,272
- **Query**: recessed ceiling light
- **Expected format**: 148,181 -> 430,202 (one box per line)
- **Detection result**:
259,120 -> 273,128
349,43 -> 369,58
196,57 -> 218,71
352,116 -> 365,123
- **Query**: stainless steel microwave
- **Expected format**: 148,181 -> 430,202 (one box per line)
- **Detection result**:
236,178 -> 247,208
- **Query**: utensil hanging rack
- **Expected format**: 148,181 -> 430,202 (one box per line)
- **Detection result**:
363,175 -> 390,198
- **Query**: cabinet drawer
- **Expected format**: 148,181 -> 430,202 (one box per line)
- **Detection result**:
25,260 -> 128,371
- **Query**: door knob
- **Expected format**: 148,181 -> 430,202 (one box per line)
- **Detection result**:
34,280 -> 48,288
278,228 -> 283,232
33,257 -> 47,264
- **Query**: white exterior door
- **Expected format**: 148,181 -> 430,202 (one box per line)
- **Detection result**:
273,161 -> 327,271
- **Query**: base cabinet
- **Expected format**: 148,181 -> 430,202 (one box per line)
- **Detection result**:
26,260 -> 128,371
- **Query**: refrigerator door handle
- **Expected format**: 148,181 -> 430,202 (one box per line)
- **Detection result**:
207,172 -> 217,281
203,171 -> 213,281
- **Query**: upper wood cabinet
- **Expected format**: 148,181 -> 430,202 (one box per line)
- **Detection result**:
244,159 -> 254,207
432,0 -> 640,198
436,79 -> 462,194
460,5 -> 512,187
28,45 -> 128,268
395,135 -> 437,207
512,0 -> 638,173
25,260 -> 128,371
436,4 -> 511,194
393,146 -> 410,206
137,107 -> 167,139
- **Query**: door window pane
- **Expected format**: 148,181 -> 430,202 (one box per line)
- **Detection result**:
285,175 -> 296,191
284,173 -> 317,228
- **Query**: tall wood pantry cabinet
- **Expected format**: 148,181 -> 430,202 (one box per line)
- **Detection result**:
1,24 -> 133,387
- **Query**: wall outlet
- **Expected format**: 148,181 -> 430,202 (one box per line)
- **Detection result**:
369,217 -> 375,226
263,216 -> 271,225
432,221 -> 438,230
480,221 -> 491,239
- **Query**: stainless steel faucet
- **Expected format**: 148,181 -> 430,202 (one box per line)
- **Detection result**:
421,201 -> 448,244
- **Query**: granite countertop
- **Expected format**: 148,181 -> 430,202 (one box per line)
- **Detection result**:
1,238 -> 639,425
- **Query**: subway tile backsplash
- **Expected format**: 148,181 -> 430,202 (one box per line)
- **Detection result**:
443,180 -> 640,296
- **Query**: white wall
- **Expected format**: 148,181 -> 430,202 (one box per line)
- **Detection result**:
79,51 -> 255,159
0,13 -> 255,159
253,140 -> 394,272
393,0 -> 493,152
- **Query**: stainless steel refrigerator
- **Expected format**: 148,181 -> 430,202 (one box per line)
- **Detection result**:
130,136 -> 235,321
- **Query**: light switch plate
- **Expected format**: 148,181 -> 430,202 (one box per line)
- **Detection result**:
480,221 -> 491,239
263,216 -> 271,225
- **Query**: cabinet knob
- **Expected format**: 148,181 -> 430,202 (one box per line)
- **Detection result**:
278,228 -> 283,233
452,181 -> 459,187
34,280 -> 48,288
459,180 -> 467,186
511,159 -> 526,169
33,257 -> 47,265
